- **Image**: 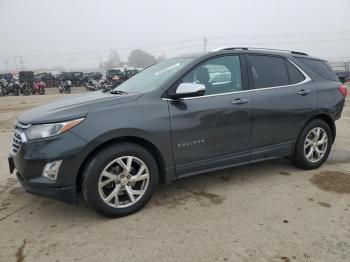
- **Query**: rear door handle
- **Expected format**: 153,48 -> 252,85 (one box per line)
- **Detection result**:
232,98 -> 250,104
298,89 -> 311,96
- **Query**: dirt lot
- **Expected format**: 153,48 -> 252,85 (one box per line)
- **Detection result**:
0,87 -> 350,262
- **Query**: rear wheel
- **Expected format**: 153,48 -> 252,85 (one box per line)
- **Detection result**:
292,119 -> 332,169
82,143 -> 159,217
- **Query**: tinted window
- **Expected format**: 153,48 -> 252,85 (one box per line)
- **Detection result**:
182,56 -> 242,95
248,55 -> 289,89
286,61 -> 305,84
295,57 -> 338,81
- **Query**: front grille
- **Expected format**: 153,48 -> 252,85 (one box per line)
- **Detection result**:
11,121 -> 30,155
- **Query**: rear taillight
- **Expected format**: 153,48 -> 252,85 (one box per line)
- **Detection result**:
339,85 -> 348,97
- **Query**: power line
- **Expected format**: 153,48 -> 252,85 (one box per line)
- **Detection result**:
3,30 -> 350,59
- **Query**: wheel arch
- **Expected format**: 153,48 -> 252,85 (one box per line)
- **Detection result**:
76,135 -> 168,192
298,113 -> 336,144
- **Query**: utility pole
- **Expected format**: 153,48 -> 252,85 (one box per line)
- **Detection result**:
13,56 -> 18,71
13,56 -> 24,71
203,37 -> 208,52
3,59 -> 9,71
19,56 -> 24,70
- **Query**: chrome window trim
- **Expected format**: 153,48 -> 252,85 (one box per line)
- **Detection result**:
162,58 -> 311,101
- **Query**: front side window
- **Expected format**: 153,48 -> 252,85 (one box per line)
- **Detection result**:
248,55 -> 289,89
182,56 -> 242,95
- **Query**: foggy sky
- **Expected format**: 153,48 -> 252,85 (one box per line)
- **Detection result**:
0,0 -> 349,71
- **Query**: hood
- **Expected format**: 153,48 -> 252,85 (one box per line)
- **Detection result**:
18,91 -> 142,124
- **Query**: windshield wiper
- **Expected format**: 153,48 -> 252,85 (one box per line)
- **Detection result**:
110,90 -> 128,95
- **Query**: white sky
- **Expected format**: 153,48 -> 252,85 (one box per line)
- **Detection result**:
0,0 -> 349,71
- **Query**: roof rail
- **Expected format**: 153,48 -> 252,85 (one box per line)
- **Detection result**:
212,47 -> 308,56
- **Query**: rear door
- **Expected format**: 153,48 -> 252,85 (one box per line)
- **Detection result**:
246,54 -> 317,160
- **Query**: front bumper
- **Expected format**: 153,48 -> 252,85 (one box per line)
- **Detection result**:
16,171 -> 78,204
8,131 -> 88,204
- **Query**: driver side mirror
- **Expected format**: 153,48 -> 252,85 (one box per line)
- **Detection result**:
169,83 -> 206,99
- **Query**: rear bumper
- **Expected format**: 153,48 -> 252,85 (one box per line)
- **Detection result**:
16,172 -> 78,204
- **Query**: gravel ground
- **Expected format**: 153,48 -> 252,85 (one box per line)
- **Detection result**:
0,87 -> 349,262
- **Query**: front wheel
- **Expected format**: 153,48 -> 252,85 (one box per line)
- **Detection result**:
82,143 -> 159,217
292,119 -> 332,169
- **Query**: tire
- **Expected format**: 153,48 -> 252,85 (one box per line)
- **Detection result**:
82,142 -> 159,218
0,87 -> 4,97
40,88 -> 45,95
292,119 -> 333,169
23,84 -> 30,96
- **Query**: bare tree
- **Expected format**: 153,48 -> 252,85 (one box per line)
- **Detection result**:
100,49 -> 121,69
128,49 -> 157,68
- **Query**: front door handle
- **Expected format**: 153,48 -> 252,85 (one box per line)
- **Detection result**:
232,98 -> 250,105
298,89 -> 311,96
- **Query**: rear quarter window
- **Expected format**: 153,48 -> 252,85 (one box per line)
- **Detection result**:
286,61 -> 306,84
295,57 -> 338,81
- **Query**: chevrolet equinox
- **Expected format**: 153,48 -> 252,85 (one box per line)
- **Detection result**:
8,47 -> 347,217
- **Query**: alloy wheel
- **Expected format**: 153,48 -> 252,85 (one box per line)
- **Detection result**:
98,156 -> 150,208
304,127 -> 328,163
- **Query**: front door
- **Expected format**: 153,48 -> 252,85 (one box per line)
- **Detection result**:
168,55 -> 252,177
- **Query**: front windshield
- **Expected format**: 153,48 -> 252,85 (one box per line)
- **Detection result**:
113,58 -> 194,93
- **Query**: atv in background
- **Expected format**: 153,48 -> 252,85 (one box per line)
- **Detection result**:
5,79 -> 21,96
33,79 -> 46,95
59,79 -> 72,93
19,71 -> 35,95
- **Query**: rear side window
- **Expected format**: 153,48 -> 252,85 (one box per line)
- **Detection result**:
248,55 -> 289,89
286,61 -> 306,84
295,57 -> 338,81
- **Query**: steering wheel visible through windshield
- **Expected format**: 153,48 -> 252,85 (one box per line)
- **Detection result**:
113,58 -> 195,94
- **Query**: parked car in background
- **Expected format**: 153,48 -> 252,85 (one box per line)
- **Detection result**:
60,72 -> 84,87
8,47 -> 347,218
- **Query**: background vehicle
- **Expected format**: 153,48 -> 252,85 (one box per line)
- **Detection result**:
33,80 -> 46,95
0,72 -> 14,82
60,72 -> 84,87
35,72 -> 58,87
4,79 -> 21,96
0,79 -> 7,96
8,48 -> 347,218
59,79 -> 72,93
106,68 -> 123,82
83,72 -> 103,84
18,71 -> 35,95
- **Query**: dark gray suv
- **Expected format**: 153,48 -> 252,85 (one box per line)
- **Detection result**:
8,47 -> 347,217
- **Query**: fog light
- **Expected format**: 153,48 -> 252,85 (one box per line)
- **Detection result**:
42,160 -> 62,181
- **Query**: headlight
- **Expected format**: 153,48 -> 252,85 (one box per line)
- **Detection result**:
25,118 -> 84,140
